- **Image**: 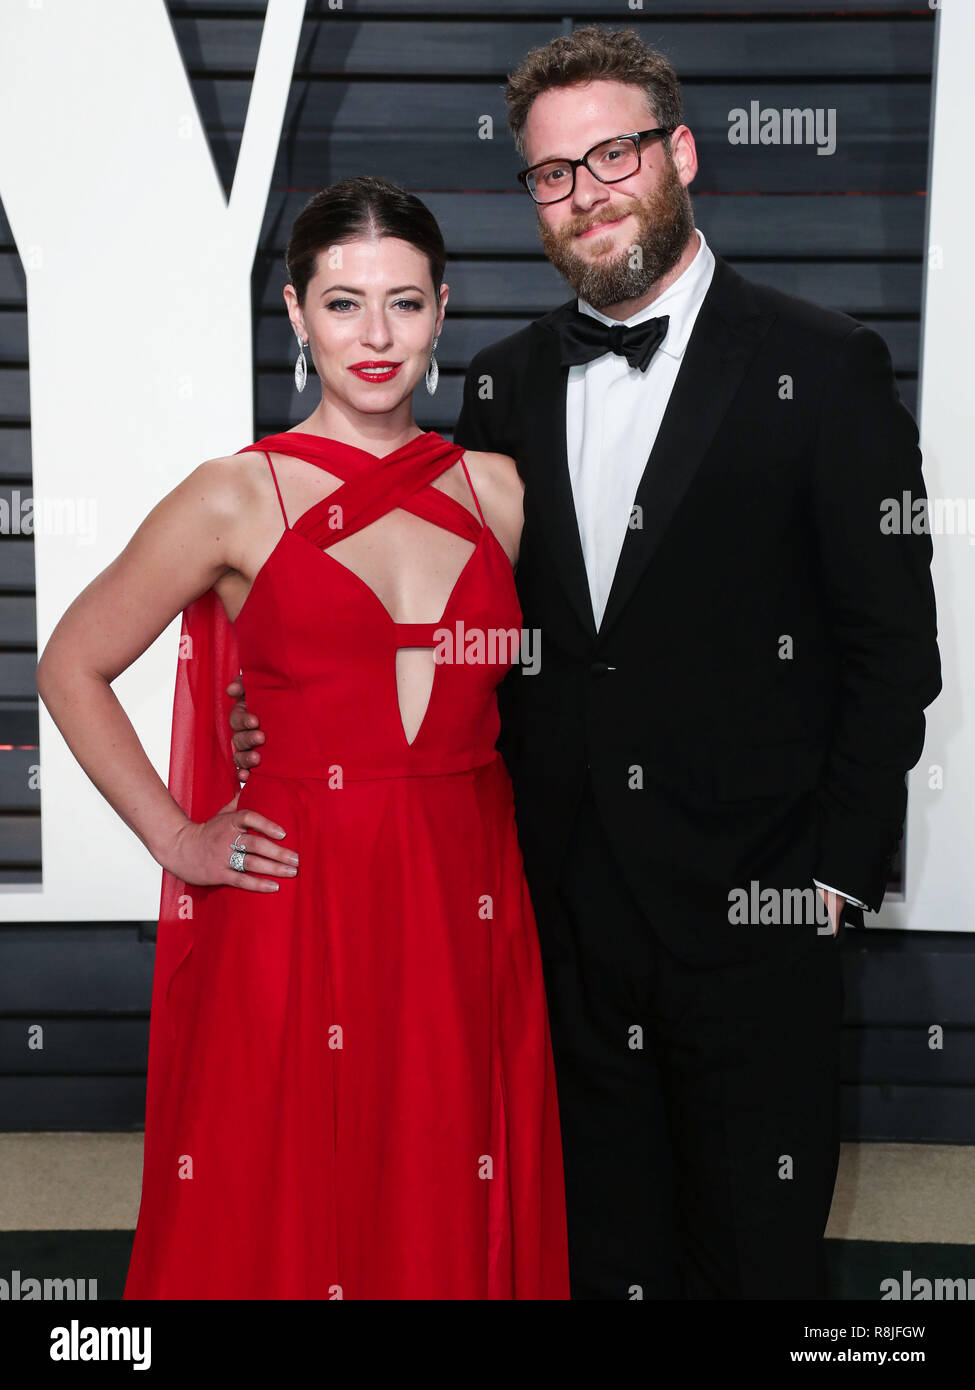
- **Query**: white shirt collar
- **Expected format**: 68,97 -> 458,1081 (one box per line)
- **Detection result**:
576,227 -> 714,360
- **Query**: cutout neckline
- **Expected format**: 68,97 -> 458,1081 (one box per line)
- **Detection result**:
278,428 -> 433,466
233,431 -> 494,633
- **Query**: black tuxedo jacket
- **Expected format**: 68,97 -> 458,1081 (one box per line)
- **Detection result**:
454,251 -> 941,963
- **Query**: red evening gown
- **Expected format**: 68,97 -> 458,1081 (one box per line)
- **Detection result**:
123,429 -> 570,1299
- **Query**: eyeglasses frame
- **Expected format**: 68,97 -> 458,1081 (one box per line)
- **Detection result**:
516,127 -> 676,205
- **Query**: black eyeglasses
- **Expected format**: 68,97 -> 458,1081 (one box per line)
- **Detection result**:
517,128 -> 674,205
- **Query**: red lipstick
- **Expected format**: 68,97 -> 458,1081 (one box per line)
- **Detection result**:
348,360 -> 403,383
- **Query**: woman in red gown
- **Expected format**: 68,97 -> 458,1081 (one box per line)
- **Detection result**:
35,176 -> 569,1299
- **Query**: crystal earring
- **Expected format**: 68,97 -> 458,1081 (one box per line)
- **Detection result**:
294,330 -> 308,393
425,334 -> 440,396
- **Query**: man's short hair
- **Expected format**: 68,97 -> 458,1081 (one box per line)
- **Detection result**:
505,26 -> 684,161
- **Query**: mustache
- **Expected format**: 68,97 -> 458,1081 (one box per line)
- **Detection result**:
570,202 -> 639,236
561,202 -> 639,238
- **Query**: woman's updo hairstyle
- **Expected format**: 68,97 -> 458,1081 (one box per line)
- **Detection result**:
285,175 -> 447,307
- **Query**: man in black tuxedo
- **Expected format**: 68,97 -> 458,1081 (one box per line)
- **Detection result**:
448,28 -> 941,1300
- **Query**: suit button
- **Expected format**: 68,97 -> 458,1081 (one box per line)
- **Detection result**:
589,660 -> 611,676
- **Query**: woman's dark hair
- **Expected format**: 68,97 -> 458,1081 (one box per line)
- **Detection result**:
285,175 -> 446,308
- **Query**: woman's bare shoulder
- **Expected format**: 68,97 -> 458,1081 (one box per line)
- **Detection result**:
461,449 -> 523,499
459,449 -> 524,565
179,451 -> 271,518
191,449 -> 268,488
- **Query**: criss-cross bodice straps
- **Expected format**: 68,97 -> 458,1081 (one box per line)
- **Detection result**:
263,437 -> 482,551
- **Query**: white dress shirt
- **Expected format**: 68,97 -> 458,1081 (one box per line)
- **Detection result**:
564,227 -> 863,915
566,227 -> 715,630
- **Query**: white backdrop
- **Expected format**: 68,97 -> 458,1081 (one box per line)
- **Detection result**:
0,1 -> 969,930
0,0 -> 306,919
881,3 -> 975,933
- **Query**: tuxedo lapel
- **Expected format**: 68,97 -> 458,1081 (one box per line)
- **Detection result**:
525,300 -> 599,641
598,254 -> 776,637
523,254 -> 777,645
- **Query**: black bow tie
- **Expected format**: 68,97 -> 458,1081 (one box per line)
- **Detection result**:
556,310 -> 670,373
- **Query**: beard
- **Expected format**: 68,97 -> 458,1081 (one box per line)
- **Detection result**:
537,155 -> 695,309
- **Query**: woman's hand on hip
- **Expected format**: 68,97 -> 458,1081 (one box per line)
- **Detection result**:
165,794 -> 298,891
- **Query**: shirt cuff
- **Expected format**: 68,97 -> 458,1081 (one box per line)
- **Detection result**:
813,879 -> 866,909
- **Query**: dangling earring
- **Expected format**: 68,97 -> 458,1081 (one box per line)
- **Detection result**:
425,334 -> 440,396
294,329 -> 308,393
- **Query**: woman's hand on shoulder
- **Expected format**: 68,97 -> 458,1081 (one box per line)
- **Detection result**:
461,450 -> 524,567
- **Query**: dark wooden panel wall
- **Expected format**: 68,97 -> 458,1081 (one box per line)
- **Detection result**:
3,1 -> 968,1141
